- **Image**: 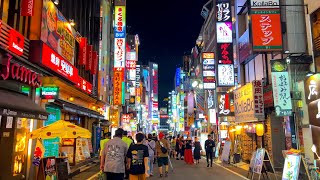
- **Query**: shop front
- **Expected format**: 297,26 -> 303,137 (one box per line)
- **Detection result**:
0,21 -> 49,179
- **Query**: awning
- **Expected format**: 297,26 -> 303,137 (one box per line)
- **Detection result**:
0,88 -> 48,120
55,99 -> 105,120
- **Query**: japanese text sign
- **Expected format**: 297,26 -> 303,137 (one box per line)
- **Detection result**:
305,74 -> 320,104
91,51 -> 98,74
216,1 -> 232,22
217,92 -> 234,117
8,29 -> 25,56
76,76 -> 92,95
42,43 -> 79,84
217,64 -> 235,86
126,60 -> 136,70
86,45 -> 93,71
114,6 -> 126,38
217,43 -> 233,64
202,52 -> 216,90
78,38 -> 87,66
251,10 -> 282,51
113,69 -> 123,105
114,38 -> 125,68
271,60 -> 292,116
121,114 -> 130,124
234,81 -> 264,122
216,22 -> 233,43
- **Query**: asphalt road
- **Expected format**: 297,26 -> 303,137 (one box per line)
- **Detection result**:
71,158 -> 249,180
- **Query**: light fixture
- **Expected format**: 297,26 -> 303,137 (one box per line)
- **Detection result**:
192,80 -> 199,88
92,106 -> 96,110
69,97 -> 75,101
69,19 -> 75,26
54,0 -> 59,5
312,144 -> 317,153
198,83 -> 204,89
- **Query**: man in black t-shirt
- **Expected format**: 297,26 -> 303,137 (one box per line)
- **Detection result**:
126,133 -> 149,180
205,134 -> 215,167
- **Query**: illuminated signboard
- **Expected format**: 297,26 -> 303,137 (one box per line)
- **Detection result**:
216,22 -> 232,43
216,1 -> 232,22
121,114 -> 130,124
8,29 -> 25,56
21,0 -> 35,16
40,87 -> 59,99
114,38 -> 125,68
113,69 -> 123,105
41,0 -> 76,63
126,60 -> 136,81
41,43 -> 79,84
114,6 -> 126,38
251,0 -> 280,9
176,68 -> 180,87
202,52 -> 215,90
217,43 -> 233,64
251,10 -> 282,51
217,64 -> 235,86
126,52 -> 136,61
76,76 -> 93,95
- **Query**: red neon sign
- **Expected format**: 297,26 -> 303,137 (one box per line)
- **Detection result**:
8,29 -> 25,56
42,43 -> 79,84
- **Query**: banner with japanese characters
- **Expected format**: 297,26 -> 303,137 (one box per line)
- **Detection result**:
251,10 -> 282,51
113,69 -> 123,105
271,60 -> 292,116
216,0 -> 234,87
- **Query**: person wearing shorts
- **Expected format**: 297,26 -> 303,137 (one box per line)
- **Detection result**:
156,132 -> 170,178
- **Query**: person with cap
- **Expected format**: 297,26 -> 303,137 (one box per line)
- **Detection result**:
156,132 -> 170,177
100,132 -> 111,157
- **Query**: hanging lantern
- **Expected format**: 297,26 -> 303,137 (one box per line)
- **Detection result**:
256,124 -> 264,136
235,125 -> 242,135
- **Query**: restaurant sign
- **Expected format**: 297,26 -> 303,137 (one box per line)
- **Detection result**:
234,81 -> 264,122
40,86 -> 59,99
113,69 -> 123,105
217,92 -> 234,117
271,60 -> 292,116
304,74 -> 320,104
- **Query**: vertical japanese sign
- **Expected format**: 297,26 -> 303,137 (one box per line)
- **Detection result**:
202,52 -> 216,89
78,38 -> 87,65
251,10 -> 282,51
252,80 -> 264,117
271,60 -> 292,116
114,6 -> 126,68
113,70 -> 123,105
217,92 -> 234,117
20,0 -> 34,16
176,68 -> 180,87
183,55 -> 190,72
216,0 -> 234,87
86,45 -> 93,71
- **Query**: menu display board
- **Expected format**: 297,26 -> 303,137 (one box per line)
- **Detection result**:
282,154 -> 301,180
253,148 -> 265,174
221,141 -> 231,162
75,138 -> 90,163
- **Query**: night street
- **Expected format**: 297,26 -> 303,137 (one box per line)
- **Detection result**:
72,159 -> 250,180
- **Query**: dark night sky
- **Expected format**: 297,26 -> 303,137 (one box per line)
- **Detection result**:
126,0 -> 206,105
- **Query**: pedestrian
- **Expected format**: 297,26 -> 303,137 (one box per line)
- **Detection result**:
179,136 -> 185,160
126,133 -> 149,180
170,136 -> 176,159
156,132 -> 170,177
175,134 -> 181,160
184,137 -> 193,164
122,131 -> 134,179
193,137 -> 202,164
100,132 -> 111,157
100,128 -> 128,180
205,134 -> 215,167
144,134 -> 156,176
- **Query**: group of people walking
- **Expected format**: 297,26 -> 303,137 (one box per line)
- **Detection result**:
169,134 -> 216,167
100,129 -> 216,180
100,128 -> 170,180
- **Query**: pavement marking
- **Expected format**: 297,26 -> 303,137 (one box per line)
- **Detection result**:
87,172 -> 100,180
213,162 -> 250,180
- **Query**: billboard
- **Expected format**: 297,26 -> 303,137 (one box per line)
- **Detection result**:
202,52 -> 216,89
114,6 -> 126,38
216,22 -> 232,43
251,10 -> 282,51
113,69 -> 123,105
41,0 -> 76,64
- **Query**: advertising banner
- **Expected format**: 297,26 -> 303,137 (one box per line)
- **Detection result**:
217,92 -> 234,117
40,87 -> 59,99
78,38 -> 87,65
271,60 -> 292,116
282,154 -> 301,180
114,6 -> 126,38
234,81 -> 264,122
114,38 -> 125,68
251,10 -> 282,51
216,22 -> 232,43
176,68 -> 180,87
217,43 -> 233,64
238,29 -> 252,64
41,0 -> 76,64
251,0 -> 279,9
86,45 -> 93,71
217,64 -> 234,86
8,29 -> 25,56
91,51 -> 98,74
304,74 -> 320,104
113,70 -> 123,105
183,55 -> 190,72
263,84 -> 274,108
76,76 -> 93,95
216,1 -> 232,22
187,92 -> 194,114
21,0 -> 34,16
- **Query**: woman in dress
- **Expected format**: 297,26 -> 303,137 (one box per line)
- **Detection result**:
184,137 -> 194,164
193,137 -> 202,164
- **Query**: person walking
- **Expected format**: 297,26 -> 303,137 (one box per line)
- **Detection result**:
156,132 -> 170,178
126,133 -> 149,180
144,134 -> 156,176
205,134 -> 215,167
184,137 -> 193,164
175,134 -> 181,160
193,137 -> 202,164
100,128 -> 128,180
179,136 -> 185,160
170,136 -> 176,159
122,131 -> 134,179
100,132 -> 111,157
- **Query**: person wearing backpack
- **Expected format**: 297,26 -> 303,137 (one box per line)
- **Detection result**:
144,134 -> 156,176
156,132 -> 170,177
